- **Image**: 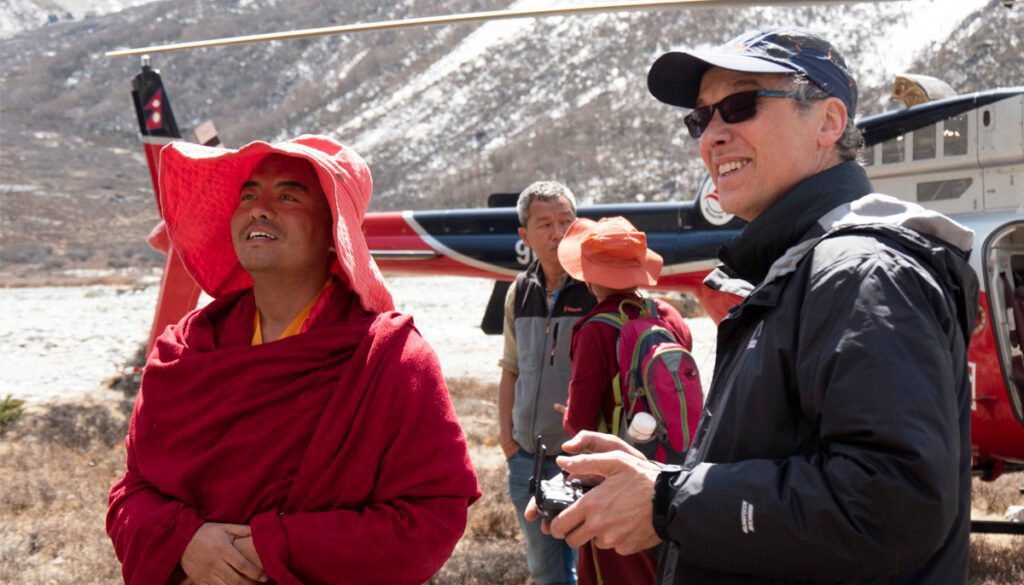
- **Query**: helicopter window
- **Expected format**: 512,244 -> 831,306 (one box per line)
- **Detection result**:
882,134 -> 905,164
943,114 -> 969,156
916,178 -> 972,202
913,125 -> 936,160
861,145 -> 875,167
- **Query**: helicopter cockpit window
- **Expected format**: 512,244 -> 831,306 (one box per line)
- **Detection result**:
913,125 -> 937,160
882,134 -> 905,164
943,114 -> 969,156
917,178 -> 972,202
861,145 -> 875,167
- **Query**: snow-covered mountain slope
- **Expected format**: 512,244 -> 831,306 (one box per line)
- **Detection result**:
0,0 -> 156,38
1,0 -> 1020,275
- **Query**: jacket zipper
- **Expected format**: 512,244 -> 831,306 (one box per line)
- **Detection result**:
529,278 -> 563,448
549,322 -> 560,366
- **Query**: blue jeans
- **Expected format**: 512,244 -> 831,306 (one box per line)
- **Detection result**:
508,448 -> 577,585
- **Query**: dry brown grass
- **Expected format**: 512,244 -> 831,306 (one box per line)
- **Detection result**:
651,292 -> 705,319
1,375 -> 1020,584
446,377 -> 503,448
973,473 -> 1023,518
431,378 -> 530,584
0,399 -> 128,584
969,473 -> 1024,584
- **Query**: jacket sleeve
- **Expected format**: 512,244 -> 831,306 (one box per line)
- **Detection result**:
564,323 -> 614,437
660,251 -> 964,581
250,323 -> 480,585
498,280 -> 519,373
655,298 -> 692,350
106,428 -> 205,585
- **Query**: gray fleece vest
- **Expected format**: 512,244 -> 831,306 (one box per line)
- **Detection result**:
511,261 -> 595,454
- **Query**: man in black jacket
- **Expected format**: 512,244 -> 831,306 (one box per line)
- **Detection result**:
530,27 -> 978,584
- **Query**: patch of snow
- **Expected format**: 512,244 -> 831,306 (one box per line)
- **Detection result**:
336,0 -> 558,151
0,0 -> 158,38
1006,505 -> 1024,523
575,85 -> 604,108
0,184 -> 38,193
0,285 -> 156,402
2,274 -> 720,403
853,0 -> 990,102
324,48 -> 370,107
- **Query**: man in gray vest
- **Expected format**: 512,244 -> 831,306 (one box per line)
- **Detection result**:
499,181 -> 596,584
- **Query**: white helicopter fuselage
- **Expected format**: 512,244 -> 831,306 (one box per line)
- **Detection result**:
862,88 -> 1023,473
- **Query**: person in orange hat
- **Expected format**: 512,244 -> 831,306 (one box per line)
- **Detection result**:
554,216 -> 692,585
106,135 -> 479,585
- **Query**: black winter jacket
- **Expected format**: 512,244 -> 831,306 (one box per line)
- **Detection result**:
652,162 -> 979,584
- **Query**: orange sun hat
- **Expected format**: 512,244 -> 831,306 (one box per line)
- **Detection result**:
157,134 -> 394,313
557,217 -> 663,290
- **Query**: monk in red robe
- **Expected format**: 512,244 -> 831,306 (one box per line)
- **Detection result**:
107,135 -> 480,585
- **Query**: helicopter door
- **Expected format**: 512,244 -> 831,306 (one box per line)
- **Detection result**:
999,271 -> 1024,392
985,220 -> 1024,422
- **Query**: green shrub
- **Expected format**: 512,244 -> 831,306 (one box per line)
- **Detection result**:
0,395 -> 26,434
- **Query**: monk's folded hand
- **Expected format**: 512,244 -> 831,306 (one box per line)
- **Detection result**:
548,450 -> 663,556
181,522 -> 267,585
233,535 -> 263,572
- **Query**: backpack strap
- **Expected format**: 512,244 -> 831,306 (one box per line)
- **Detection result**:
590,541 -> 605,585
615,297 -> 649,321
584,296 -> 655,327
643,296 -> 659,319
586,309 -> 629,437
586,312 -> 625,330
609,375 -> 623,436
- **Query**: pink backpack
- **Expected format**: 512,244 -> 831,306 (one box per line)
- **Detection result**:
587,298 -> 703,464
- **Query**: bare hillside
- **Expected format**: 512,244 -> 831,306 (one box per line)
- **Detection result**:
0,0 -> 1021,281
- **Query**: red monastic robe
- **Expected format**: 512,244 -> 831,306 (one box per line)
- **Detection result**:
107,285 -> 480,584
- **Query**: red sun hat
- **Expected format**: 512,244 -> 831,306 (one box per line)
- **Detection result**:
557,217 -> 663,290
158,134 -> 394,313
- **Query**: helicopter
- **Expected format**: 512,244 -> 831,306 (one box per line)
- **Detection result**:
113,0 -> 1023,532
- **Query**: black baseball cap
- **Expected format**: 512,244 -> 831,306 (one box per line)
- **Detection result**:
647,27 -> 858,116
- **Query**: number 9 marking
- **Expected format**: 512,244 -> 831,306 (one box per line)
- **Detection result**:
515,239 -> 533,265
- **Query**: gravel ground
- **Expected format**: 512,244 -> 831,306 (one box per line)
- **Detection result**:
0,275 -> 717,403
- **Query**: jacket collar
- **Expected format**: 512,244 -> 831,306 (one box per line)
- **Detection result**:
526,258 -> 579,292
718,161 -> 873,285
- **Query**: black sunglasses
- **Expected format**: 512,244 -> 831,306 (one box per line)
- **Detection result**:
684,90 -> 790,139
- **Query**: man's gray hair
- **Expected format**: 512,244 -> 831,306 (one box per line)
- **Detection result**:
787,74 -> 864,162
516,181 -> 577,226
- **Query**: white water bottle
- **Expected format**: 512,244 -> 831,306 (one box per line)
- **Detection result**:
627,412 -> 657,443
